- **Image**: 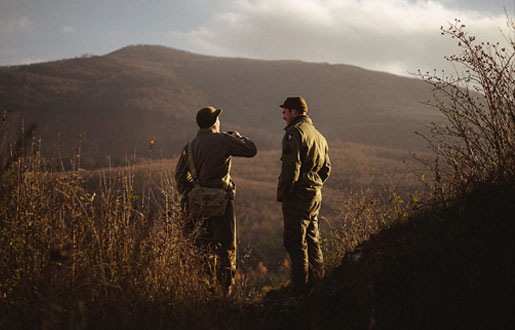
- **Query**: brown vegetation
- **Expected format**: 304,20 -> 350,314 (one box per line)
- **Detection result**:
1,15 -> 513,330
0,148 -> 221,328
0,125 -> 423,328
417,17 -> 515,195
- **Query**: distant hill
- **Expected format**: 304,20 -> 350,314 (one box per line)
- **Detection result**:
0,45 -> 439,167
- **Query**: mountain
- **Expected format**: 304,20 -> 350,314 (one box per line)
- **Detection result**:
0,45 -> 439,168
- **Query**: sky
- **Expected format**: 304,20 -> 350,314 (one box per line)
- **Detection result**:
0,0 -> 514,76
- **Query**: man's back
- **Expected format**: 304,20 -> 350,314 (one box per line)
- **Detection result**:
174,105 -> 257,296
175,128 -> 257,195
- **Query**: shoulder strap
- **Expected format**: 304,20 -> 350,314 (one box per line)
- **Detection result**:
186,143 -> 199,185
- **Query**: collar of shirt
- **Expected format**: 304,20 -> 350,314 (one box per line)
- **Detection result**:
197,128 -> 215,135
284,114 -> 312,130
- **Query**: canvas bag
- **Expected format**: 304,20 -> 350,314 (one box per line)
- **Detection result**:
186,143 -> 229,217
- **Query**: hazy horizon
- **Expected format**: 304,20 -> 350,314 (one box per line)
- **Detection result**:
1,0 -> 514,76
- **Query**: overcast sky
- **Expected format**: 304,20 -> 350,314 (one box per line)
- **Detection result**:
1,0 -> 513,76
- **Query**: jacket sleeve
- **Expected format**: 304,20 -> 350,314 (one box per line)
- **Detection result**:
174,145 -> 194,196
318,146 -> 331,183
226,134 -> 257,158
277,129 -> 301,202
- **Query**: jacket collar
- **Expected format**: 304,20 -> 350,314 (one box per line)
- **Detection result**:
197,128 -> 215,135
285,114 -> 312,130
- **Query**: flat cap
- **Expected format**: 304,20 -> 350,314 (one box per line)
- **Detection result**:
196,106 -> 222,128
279,96 -> 308,113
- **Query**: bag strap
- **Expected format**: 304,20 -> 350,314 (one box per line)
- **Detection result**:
186,143 -> 200,185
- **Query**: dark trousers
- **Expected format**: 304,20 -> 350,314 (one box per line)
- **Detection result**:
195,199 -> 237,290
282,199 -> 324,296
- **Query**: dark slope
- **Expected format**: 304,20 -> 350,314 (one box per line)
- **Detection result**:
258,182 -> 515,330
0,52 -> 206,166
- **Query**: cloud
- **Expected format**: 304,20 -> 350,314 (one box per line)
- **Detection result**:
19,57 -> 45,65
170,0 -> 511,76
61,25 -> 76,33
0,16 -> 32,35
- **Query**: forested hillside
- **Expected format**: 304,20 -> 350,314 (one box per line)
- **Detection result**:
0,45 -> 439,167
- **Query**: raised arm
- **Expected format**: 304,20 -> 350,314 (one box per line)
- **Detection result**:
225,133 -> 257,158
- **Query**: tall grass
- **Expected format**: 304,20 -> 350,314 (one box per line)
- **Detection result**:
0,125 -> 422,329
322,186 -> 419,271
0,137 -> 228,329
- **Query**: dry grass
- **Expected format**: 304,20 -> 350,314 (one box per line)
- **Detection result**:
0,131 -> 422,329
0,142 -> 240,329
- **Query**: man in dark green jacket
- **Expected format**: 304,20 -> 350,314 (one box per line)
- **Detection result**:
175,106 -> 257,295
277,96 -> 331,297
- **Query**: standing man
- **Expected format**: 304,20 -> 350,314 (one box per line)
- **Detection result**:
175,106 -> 257,296
277,96 -> 331,297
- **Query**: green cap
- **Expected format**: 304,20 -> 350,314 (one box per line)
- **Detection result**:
279,96 -> 308,113
196,106 -> 222,128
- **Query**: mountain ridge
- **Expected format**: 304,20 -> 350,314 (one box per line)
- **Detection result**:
0,44 -> 439,168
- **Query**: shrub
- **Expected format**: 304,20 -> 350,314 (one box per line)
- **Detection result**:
418,16 -> 515,195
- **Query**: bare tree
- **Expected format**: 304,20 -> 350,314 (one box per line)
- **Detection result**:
418,16 -> 515,195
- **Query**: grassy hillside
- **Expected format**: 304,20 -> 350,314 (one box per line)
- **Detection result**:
0,135 -> 426,328
0,45 -> 439,167
258,181 -> 515,330
77,143 -> 427,282
230,143 -> 426,275
3,144 -> 513,330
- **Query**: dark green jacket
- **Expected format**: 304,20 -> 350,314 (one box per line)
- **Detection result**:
175,129 -> 257,198
277,115 -> 331,203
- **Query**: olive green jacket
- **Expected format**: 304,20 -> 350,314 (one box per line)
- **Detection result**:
277,115 -> 331,203
175,129 -> 257,198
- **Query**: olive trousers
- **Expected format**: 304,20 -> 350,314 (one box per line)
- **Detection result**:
197,199 -> 237,292
282,198 -> 324,296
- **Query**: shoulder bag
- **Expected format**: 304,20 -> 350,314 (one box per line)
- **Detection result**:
186,143 -> 229,217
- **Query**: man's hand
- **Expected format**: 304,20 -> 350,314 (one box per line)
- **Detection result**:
231,130 -> 241,138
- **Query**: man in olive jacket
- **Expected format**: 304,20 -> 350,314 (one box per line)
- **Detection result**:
175,106 -> 257,295
277,96 -> 331,297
